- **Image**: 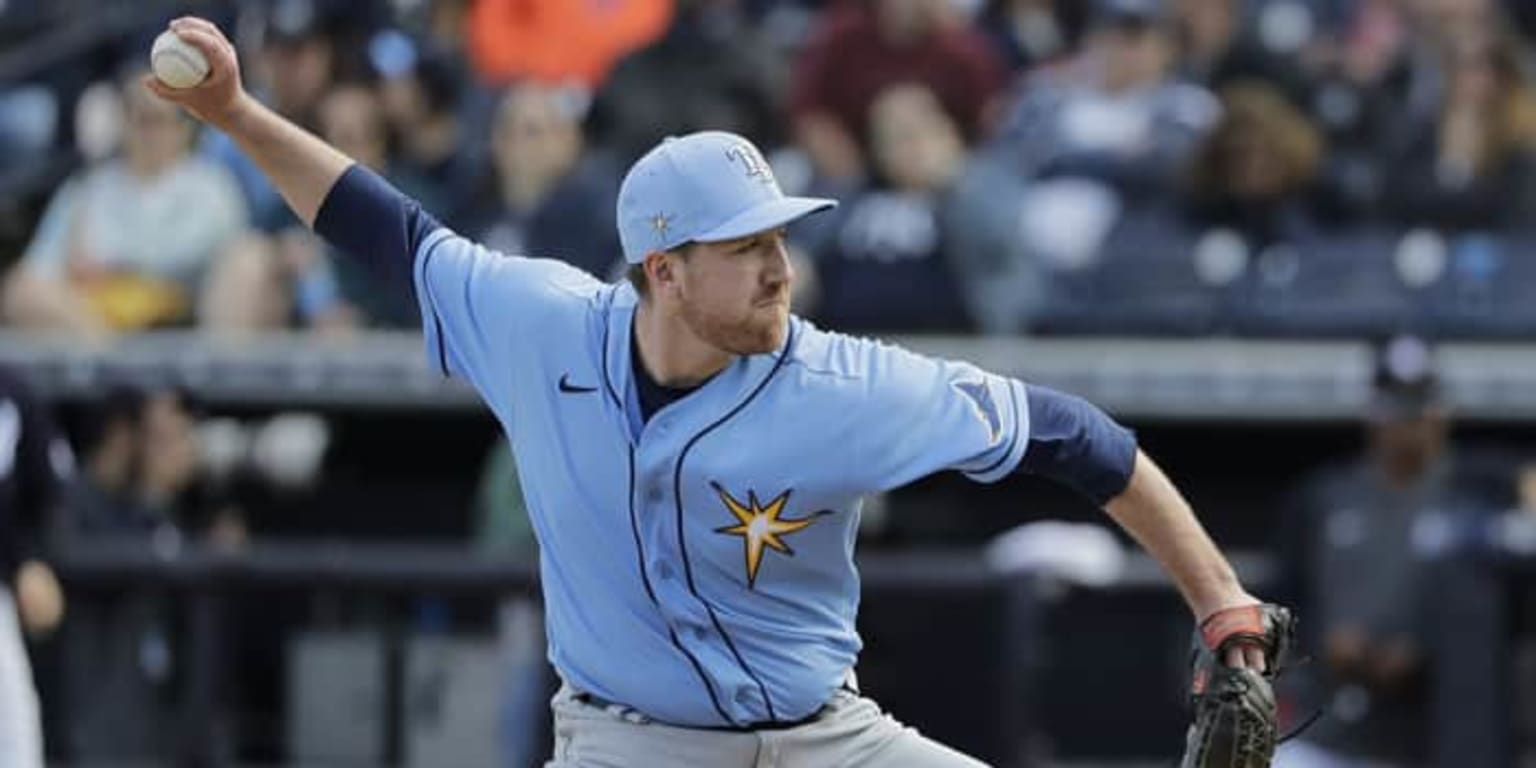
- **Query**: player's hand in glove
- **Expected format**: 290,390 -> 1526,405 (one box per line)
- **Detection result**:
1179,603 -> 1297,768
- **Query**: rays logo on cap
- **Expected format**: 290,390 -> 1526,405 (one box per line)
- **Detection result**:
725,143 -> 774,186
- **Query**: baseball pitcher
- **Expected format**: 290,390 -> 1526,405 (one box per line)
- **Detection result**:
147,17 -> 1291,767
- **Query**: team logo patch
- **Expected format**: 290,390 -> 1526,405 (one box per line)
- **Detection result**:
711,483 -> 825,589
954,379 -> 1002,446
724,144 -> 775,186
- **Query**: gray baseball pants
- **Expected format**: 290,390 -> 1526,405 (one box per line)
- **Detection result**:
545,682 -> 990,767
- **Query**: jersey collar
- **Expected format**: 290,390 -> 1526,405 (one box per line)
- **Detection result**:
601,283 -> 798,444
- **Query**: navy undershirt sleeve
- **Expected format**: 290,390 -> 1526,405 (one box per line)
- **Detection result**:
312,164 -> 443,306
1017,384 -> 1138,506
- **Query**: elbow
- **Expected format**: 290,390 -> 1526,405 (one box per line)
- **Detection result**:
1020,385 -> 1138,506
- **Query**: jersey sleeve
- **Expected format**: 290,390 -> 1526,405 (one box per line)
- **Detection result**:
856,341 -> 1031,491
412,228 -> 600,386
314,164 -> 602,396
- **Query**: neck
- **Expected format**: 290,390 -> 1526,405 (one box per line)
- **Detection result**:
634,298 -> 733,387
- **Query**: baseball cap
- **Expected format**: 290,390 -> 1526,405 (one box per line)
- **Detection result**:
617,131 -> 837,264
1370,335 -> 1441,420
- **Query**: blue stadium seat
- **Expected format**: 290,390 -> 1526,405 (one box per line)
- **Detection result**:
1416,232 -> 1536,339
1034,207 -> 1221,336
1227,227 -> 1412,338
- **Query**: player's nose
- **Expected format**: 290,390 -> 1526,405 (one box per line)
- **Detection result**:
763,237 -> 792,283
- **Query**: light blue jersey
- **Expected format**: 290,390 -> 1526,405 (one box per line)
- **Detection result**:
314,131 -> 1136,732
411,228 -> 1031,726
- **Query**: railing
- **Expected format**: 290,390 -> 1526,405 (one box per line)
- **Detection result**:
12,330 -> 1536,422
46,536 -> 1534,766
51,541 -> 1048,767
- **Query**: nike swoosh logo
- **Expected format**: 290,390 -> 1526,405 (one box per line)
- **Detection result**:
558,374 -> 598,394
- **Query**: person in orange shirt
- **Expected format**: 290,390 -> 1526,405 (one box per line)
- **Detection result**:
466,0 -> 673,89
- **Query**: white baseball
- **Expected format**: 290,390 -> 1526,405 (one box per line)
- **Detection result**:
150,30 -> 209,89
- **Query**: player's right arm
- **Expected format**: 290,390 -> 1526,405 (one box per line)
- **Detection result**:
145,17 -> 597,393
143,17 -> 347,227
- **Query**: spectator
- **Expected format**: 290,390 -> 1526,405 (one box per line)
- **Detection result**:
809,84 -> 978,334
59,385 -> 220,761
64,386 -> 215,537
591,0 -> 786,166
1170,0 -> 1311,101
975,0 -> 1087,73
370,36 -> 474,216
201,0 -> 341,232
2,72 -> 250,337
458,84 -> 623,281
1279,336 -> 1493,768
1378,28 -> 1536,232
1185,81 -> 1326,245
466,0 -> 672,89
790,0 -> 1008,187
308,81 -> 438,329
1300,0 -> 1501,214
993,0 -> 1220,203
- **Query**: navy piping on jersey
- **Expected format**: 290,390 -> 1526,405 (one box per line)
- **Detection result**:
599,290 -> 624,412
970,381 -> 1023,477
604,294 -> 734,723
627,448 -> 734,724
670,322 -> 799,723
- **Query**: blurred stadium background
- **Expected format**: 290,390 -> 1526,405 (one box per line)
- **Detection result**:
2,0 -> 1536,765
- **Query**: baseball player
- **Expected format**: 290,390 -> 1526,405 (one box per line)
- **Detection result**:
149,18 -> 1287,766
0,366 -> 72,767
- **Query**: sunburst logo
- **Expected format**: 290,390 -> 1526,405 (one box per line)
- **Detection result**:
711,483 -> 823,588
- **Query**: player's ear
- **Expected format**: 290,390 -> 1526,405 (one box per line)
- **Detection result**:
646,250 -> 678,295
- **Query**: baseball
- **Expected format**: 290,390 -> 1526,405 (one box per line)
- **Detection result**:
150,30 -> 209,89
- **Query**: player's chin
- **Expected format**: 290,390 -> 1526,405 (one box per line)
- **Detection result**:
734,315 -> 786,355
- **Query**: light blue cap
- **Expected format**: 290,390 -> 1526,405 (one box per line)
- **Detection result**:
617,131 -> 837,264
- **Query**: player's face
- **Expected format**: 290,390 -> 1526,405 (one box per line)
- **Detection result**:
671,228 -> 794,355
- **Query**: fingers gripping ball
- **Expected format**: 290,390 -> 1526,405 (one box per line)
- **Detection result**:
151,31 -> 209,89
1179,604 -> 1298,768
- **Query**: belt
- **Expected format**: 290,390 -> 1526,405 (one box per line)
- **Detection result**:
574,681 -> 859,733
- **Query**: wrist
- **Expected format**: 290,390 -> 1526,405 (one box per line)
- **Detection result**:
210,91 -> 259,134
1190,578 -> 1254,623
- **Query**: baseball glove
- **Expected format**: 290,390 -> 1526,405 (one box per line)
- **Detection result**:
1178,603 -> 1297,768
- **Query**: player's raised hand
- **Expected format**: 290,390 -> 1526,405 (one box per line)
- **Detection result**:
143,17 -> 247,130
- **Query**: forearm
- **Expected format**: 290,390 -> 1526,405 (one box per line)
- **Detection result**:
214,94 -> 351,227
1105,451 -> 1248,620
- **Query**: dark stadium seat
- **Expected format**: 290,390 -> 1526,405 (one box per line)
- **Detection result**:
1034,207 -> 1222,336
1227,227 -> 1412,338
1416,232 -> 1536,339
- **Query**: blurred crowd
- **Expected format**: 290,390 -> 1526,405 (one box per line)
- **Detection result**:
3,0 -> 1536,339
6,1 -> 1536,765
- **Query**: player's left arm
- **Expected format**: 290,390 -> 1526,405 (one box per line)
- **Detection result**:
1019,385 -> 1265,669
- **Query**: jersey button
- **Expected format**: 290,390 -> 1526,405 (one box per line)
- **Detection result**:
656,562 -> 674,580
733,688 -> 754,705
691,625 -> 709,641
645,486 -> 663,503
